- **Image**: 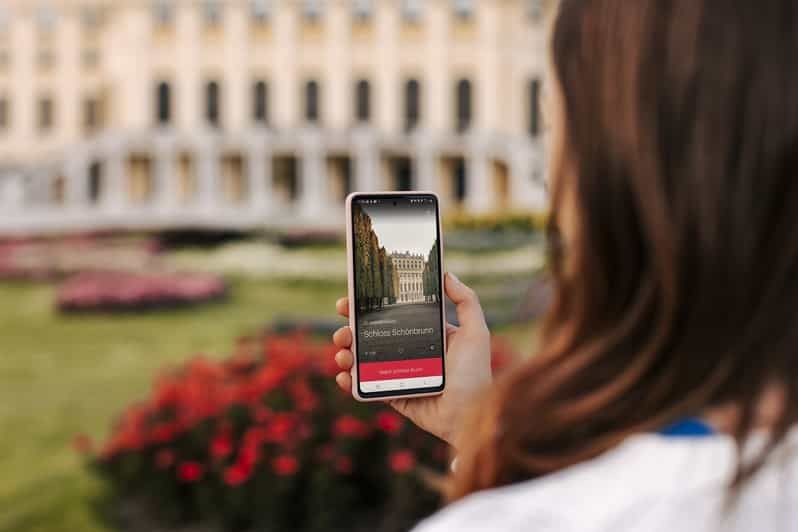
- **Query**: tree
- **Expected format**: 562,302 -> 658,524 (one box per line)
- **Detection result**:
370,232 -> 383,310
423,239 -> 440,303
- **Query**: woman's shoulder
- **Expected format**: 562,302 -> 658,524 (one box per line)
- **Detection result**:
413,431 -> 798,532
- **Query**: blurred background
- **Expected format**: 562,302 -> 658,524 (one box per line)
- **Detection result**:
0,1 -> 553,531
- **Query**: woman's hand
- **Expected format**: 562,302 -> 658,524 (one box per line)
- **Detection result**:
331,273 -> 492,447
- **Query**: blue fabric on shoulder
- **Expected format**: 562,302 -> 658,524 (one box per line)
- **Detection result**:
659,418 -> 716,437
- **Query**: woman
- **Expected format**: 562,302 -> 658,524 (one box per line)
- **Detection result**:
334,0 -> 798,530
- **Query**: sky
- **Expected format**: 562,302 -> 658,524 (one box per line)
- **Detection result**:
361,202 -> 438,256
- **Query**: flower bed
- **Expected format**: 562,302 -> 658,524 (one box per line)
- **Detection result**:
80,333 -> 517,532
57,271 -> 227,313
0,235 -> 160,280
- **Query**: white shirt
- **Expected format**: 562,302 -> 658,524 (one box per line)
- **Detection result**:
414,431 -> 798,532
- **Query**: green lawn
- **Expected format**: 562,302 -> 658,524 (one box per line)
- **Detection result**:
0,278 -> 535,532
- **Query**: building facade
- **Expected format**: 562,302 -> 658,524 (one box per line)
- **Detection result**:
0,0 -> 553,234
391,251 -> 425,304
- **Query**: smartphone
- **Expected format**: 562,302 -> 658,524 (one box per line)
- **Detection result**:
345,192 -> 446,402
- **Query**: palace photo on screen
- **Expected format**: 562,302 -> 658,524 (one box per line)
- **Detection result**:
352,201 -> 443,363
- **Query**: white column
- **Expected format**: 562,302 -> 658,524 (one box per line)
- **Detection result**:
247,132 -> 273,215
196,138 -> 219,214
65,151 -> 90,209
299,130 -> 325,218
507,139 -> 547,210
154,138 -> 177,213
103,142 -> 126,213
414,131 -> 437,193
352,128 -> 379,192
465,142 -> 493,213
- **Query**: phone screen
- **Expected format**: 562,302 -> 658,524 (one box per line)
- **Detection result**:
351,194 -> 445,398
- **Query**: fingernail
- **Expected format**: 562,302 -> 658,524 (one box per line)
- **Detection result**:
448,272 -> 461,285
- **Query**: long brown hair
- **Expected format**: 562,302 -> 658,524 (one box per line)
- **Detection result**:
449,0 -> 798,500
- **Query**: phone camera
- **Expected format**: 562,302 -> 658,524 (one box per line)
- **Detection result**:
393,201 -> 397,206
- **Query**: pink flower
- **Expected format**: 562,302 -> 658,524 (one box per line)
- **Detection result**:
389,450 -> 416,474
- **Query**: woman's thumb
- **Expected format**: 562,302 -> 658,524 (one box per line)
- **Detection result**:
445,273 -> 487,330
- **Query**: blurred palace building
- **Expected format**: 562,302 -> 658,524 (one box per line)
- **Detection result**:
0,0 -> 552,234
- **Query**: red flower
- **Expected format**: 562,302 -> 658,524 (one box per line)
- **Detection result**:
177,461 -> 204,482
72,434 -> 94,455
265,414 -> 295,443
224,462 -> 252,486
333,415 -> 369,438
376,411 -> 403,435
155,448 -> 176,469
210,432 -> 233,459
238,440 -> 261,469
389,450 -> 416,474
252,405 -> 272,423
272,454 -> 299,476
334,455 -> 353,475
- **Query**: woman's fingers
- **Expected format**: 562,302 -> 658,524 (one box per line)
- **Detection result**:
335,371 -> 352,392
445,273 -> 487,331
335,349 -> 354,370
332,326 -> 352,348
336,297 -> 349,318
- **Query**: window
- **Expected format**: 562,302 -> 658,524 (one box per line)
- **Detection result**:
156,81 -> 171,125
355,79 -> 370,123
153,0 -> 174,27
0,97 -> 9,131
455,79 -> 472,133
38,96 -> 54,132
81,5 -> 103,29
251,0 -> 270,24
37,49 -> 55,69
82,48 -> 100,69
527,0 -> 544,21
529,78 -> 541,137
84,97 -> 101,133
303,0 -> 323,22
453,0 -> 475,19
253,81 -> 268,124
36,6 -> 57,34
401,0 -> 422,23
352,0 -> 372,20
206,81 -> 221,127
305,80 -> 320,123
404,79 -> 420,132
204,0 -> 222,27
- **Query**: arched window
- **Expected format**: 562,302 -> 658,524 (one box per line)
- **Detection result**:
455,78 -> 472,133
253,80 -> 268,124
206,81 -> 220,127
156,81 -> 171,125
355,79 -> 370,123
529,78 -> 541,137
305,80 -> 320,123
404,79 -> 420,132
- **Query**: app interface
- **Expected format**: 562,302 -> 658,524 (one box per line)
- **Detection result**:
351,196 -> 444,395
